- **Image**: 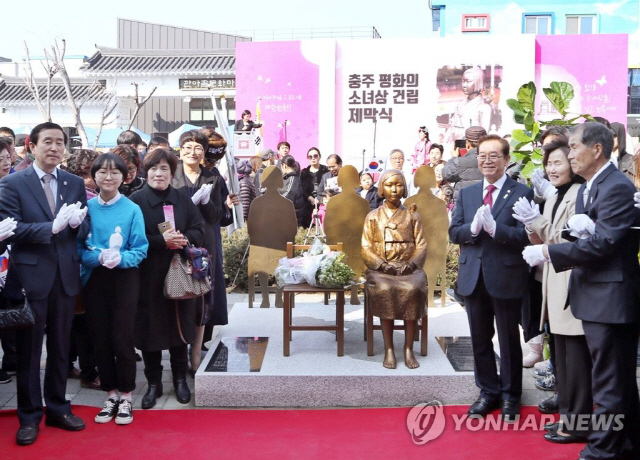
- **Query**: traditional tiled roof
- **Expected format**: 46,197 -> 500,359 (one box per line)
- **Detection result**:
0,78 -> 110,106
82,46 -> 235,77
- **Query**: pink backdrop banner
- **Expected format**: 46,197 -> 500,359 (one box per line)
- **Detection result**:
235,41 -> 320,167
535,34 -> 628,125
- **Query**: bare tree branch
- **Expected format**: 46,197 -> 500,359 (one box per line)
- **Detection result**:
51,39 -> 89,147
92,83 -> 119,150
22,41 -> 52,121
127,82 -> 157,129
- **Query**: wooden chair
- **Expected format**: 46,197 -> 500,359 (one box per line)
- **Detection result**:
282,242 -> 345,357
363,289 -> 428,357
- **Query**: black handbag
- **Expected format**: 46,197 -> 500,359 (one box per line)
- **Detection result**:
0,290 -> 34,330
0,250 -> 35,330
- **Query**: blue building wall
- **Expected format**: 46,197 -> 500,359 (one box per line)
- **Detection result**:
432,0 -> 638,37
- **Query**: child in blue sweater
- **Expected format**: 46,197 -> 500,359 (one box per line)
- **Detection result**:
77,153 -> 148,426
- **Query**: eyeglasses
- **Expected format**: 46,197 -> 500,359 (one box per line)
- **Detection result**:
0,156 -> 10,164
477,154 -> 505,162
96,170 -> 123,178
182,146 -> 204,154
126,166 -> 138,174
307,154 -> 319,159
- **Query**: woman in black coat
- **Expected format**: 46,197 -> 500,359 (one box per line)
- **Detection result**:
299,147 -> 329,227
171,131 -> 224,339
279,155 -> 306,227
129,148 -> 205,409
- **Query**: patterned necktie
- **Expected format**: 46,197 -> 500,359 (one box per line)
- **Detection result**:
483,184 -> 496,210
42,174 -> 56,215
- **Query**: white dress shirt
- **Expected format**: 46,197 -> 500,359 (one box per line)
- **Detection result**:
482,173 -> 508,205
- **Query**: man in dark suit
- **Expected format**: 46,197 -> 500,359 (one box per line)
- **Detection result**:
449,134 -> 533,422
524,122 -> 640,460
0,122 -> 90,445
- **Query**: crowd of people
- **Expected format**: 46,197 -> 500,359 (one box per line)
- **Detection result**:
0,122 -> 235,445
0,116 -> 639,460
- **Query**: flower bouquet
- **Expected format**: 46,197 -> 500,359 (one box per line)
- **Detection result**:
274,239 -> 355,288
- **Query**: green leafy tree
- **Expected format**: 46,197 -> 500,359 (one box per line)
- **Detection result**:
507,81 -> 594,178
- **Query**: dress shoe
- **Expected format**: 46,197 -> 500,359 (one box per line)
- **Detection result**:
80,376 -> 101,390
173,378 -> 191,404
16,424 -> 39,446
538,394 -> 559,414
544,430 -> 587,444
468,397 -> 500,417
141,383 -> 163,409
501,400 -> 520,423
44,413 -> 85,431
544,421 -> 560,431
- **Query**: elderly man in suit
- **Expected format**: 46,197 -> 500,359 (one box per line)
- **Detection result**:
524,122 -> 640,460
449,134 -> 533,423
0,122 -> 90,446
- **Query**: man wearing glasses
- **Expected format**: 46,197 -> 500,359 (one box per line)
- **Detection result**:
0,122 -> 89,445
449,134 -> 533,424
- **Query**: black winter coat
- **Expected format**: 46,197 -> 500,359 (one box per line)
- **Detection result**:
279,172 -> 306,227
130,184 -> 205,351
355,186 -> 383,211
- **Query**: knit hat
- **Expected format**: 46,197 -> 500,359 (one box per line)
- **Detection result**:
236,159 -> 252,175
464,126 -> 487,143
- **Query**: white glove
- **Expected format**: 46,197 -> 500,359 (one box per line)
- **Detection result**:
52,203 -> 75,234
634,191 -> 640,209
191,187 -> 207,205
512,197 -> 540,228
531,169 -> 557,201
99,249 -> 121,269
481,205 -> 496,237
68,202 -> 88,228
522,245 -> 548,266
0,217 -> 17,242
470,207 -> 484,235
198,184 -> 213,205
566,214 -> 595,239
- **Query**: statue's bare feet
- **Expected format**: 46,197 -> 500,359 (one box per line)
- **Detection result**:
404,347 -> 420,369
383,348 -> 397,369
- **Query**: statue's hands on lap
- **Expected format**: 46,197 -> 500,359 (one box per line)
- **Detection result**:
380,262 -> 397,275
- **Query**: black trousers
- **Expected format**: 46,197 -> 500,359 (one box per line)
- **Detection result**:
580,321 -> 640,460
84,267 -> 139,393
0,329 -> 17,371
142,344 -> 188,383
554,333 -> 592,437
16,270 -> 75,426
68,314 -> 98,381
464,276 -> 523,402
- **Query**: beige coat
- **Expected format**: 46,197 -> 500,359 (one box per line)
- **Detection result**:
528,183 -> 584,336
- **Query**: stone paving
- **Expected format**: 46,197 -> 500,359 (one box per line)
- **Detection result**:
1,292 -> 638,412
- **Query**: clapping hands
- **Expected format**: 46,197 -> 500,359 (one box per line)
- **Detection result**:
471,205 -> 496,237
191,184 -> 213,206
0,217 -> 17,242
512,197 -> 540,228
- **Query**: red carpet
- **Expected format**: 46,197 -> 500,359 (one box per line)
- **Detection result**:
0,405 -> 584,459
